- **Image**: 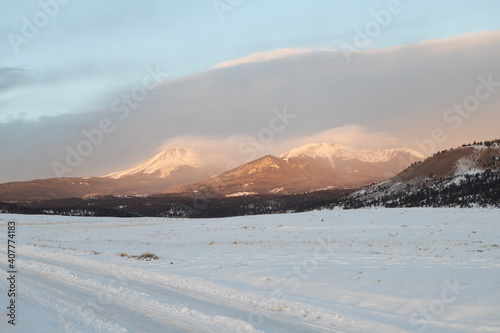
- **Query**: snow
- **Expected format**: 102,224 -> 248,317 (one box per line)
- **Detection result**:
315,186 -> 336,191
106,148 -> 203,179
269,187 -> 284,194
1,208 -> 499,332
445,169 -> 485,188
226,192 -> 258,197
453,157 -> 483,177
280,143 -> 425,165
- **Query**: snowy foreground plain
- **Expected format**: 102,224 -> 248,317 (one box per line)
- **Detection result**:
1,208 -> 499,333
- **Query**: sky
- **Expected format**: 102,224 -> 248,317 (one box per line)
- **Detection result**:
1,1 -> 500,182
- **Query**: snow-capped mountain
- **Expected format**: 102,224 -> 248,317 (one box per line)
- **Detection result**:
279,143 -> 425,187
171,143 -> 426,196
345,140 -> 500,208
106,148 -> 205,179
0,143 -> 426,202
0,147 -> 219,202
280,143 -> 425,168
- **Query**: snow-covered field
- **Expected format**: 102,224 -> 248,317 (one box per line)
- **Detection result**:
1,208 -> 499,332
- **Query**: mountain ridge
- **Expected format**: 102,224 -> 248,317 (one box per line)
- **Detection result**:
2,140 -> 498,216
0,142 -> 425,202
342,140 -> 500,208
171,143 -> 425,196
280,143 -> 426,164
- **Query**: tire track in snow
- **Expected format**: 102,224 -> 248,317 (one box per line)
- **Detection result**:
10,247 -> 407,332
7,269 -> 189,332
1,255 -> 324,332
1,262 -> 205,333
1,259 -> 267,333
15,259 -> 330,332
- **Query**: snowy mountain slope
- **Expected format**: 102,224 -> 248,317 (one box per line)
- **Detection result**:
1,208 -> 499,332
106,148 -> 206,179
280,143 -> 425,187
345,140 -> 500,208
0,148 -> 219,202
280,143 -> 425,166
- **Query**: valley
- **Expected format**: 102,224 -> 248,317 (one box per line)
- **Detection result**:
1,208 -> 499,332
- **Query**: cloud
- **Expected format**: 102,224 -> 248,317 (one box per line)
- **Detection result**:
0,63 -> 156,122
296,125 -> 400,149
212,48 -> 314,69
156,124 -> 402,172
0,67 -> 27,93
2,31 -> 500,182
158,133 -> 292,172
158,134 -> 248,168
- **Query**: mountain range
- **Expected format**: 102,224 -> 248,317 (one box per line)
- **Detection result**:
0,143 -> 424,202
1,140 -> 498,216
170,143 -> 425,196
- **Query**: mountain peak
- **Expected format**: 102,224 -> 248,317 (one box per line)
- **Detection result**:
280,143 -> 425,164
227,155 -> 285,176
280,143 -> 338,157
106,147 -> 204,179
